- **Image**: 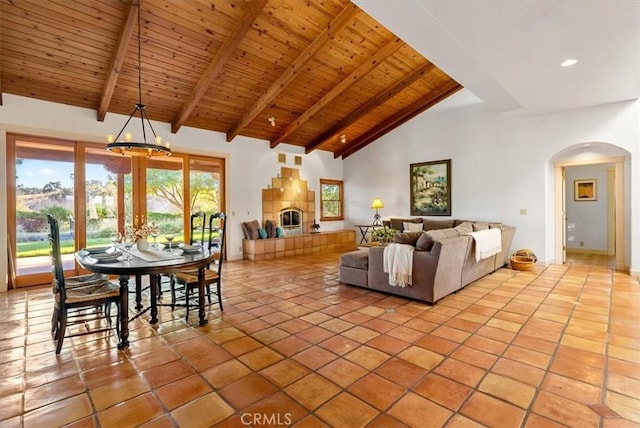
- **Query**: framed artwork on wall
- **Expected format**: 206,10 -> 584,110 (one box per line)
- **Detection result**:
410,159 -> 451,216
574,179 -> 597,201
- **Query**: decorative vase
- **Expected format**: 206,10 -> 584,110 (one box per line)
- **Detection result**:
137,238 -> 149,251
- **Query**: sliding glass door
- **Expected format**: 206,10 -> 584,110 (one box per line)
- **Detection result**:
7,133 -> 225,288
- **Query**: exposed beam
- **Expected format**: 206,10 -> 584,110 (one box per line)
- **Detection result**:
171,0 -> 268,134
338,82 -> 462,159
305,62 -> 436,154
226,2 -> 360,142
97,2 -> 137,122
270,38 -> 403,149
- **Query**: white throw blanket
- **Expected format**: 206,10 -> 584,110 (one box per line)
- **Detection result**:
383,243 -> 414,287
467,228 -> 502,261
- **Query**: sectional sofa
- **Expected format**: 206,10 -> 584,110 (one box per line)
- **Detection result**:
339,218 -> 515,304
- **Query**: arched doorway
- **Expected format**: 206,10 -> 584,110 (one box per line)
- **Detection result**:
551,142 -> 630,271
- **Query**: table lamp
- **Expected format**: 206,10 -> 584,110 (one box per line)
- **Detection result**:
371,198 -> 384,226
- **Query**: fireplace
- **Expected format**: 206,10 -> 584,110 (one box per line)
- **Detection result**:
280,207 -> 303,235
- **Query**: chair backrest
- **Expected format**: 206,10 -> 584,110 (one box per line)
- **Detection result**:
46,214 -> 67,299
207,212 -> 227,274
190,211 -> 206,246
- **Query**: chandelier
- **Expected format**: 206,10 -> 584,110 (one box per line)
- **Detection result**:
106,0 -> 171,157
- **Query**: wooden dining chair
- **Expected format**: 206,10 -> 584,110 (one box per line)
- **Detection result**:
47,214 -> 122,354
170,212 -> 226,321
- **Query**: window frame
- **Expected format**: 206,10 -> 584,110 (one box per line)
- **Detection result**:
319,178 -> 344,221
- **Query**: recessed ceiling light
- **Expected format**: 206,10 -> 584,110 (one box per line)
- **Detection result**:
561,58 -> 578,67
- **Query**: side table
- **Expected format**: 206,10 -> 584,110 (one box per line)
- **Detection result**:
355,224 -> 379,244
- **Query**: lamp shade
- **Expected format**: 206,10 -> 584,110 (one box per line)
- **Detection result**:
371,198 -> 384,209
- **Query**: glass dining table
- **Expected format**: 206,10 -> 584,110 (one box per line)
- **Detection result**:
75,244 -> 217,350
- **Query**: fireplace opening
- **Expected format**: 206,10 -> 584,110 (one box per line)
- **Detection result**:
280,208 -> 303,235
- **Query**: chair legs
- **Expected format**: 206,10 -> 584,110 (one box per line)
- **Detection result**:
53,301 -> 120,354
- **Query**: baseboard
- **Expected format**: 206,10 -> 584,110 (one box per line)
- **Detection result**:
566,248 -> 609,255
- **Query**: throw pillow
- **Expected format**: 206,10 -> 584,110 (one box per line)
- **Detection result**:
426,228 -> 459,241
265,220 -> 276,238
241,219 -> 261,240
454,222 -> 473,236
394,231 -> 424,246
403,221 -> 423,233
276,226 -> 285,237
389,217 -> 421,231
416,233 -> 434,251
258,228 -> 268,239
472,222 -> 489,231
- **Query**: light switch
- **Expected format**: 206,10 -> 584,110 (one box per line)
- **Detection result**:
520,208 -> 527,215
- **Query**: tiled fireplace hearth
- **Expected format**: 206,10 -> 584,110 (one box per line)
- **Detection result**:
242,167 -> 356,260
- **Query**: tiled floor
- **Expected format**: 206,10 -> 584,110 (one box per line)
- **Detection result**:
1,251 -> 639,427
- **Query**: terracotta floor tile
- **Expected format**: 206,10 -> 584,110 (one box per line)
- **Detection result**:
237,346 -> 283,370
218,372 -> 278,409
242,391 -> 308,426
461,391 -> 526,427
478,372 -> 536,409
434,358 -> 486,388
542,372 -> 602,404
317,357 -> 368,388
260,359 -> 309,388
318,334 -> 359,355
606,390 -> 640,423
388,392 -> 452,427
367,414 -> 410,428
348,373 -> 406,411
96,392 -> 164,427
375,357 -> 426,389
6,252 -> 640,428
292,345 -> 338,370
492,357 -> 546,387
201,359 -> 252,388
141,359 -> 195,389
532,390 -> 600,427
154,374 -> 212,410
397,345 -> 444,370
316,392 -> 379,428
89,374 -> 150,411
413,373 -> 472,411
284,373 -> 341,411
171,392 -> 234,427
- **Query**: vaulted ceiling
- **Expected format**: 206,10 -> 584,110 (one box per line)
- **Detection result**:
0,0 -> 462,158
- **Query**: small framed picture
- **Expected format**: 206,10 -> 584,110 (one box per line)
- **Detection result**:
574,179 -> 597,201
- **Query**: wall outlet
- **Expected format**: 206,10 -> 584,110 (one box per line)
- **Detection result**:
520,208 -> 527,215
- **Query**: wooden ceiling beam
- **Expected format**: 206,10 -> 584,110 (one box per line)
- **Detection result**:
171,0 -> 268,134
97,2 -> 137,122
226,2 -> 359,142
337,82 -> 463,159
270,38 -> 403,149
305,62 -> 436,154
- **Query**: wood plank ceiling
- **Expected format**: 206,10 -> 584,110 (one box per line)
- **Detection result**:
0,0 -> 462,158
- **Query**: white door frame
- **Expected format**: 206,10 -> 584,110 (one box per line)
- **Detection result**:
554,156 -> 625,270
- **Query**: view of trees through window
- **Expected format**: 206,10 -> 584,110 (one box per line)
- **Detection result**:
320,179 -> 343,220
9,136 -> 224,286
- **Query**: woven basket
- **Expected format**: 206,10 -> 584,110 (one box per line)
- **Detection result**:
510,249 -> 537,271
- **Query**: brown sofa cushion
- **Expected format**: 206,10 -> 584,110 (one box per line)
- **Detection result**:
454,222 -> 473,235
415,233 -> 434,251
241,219 -> 261,240
423,219 -> 456,231
264,220 -> 276,238
472,222 -> 489,231
394,231 -> 424,246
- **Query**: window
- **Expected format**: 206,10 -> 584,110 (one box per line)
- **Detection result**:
320,179 -> 343,221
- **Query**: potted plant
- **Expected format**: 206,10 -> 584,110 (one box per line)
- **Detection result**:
371,226 -> 396,244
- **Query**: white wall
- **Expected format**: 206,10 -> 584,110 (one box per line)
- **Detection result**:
565,164 -> 610,252
344,89 -> 639,275
0,94 -> 344,286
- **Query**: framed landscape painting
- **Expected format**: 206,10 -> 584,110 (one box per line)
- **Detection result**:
410,159 -> 451,216
574,179 -> 597,201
